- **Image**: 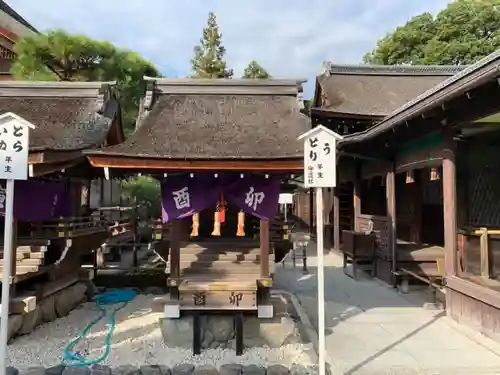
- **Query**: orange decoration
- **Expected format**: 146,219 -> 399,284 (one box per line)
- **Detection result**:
406,170 -> 415,184
430,167 -> 440,181
211,211 -> 221,236
236,211 -> 245,237
190,213 -> 199,237
218,191 -> 226,223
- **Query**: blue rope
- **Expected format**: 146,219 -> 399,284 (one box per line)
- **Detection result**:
62,289 -> 137,367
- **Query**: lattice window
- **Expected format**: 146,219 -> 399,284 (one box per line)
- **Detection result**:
462,142 -> 500,227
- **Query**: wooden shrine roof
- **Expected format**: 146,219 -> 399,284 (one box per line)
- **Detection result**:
312,64 -> 466,118
0,81 -> 123,154
341,49 -> 500,146
85,78 -> 310,170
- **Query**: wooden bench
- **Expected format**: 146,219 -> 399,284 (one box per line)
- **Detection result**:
342,230 -> 377,280
395,258 -> 445,303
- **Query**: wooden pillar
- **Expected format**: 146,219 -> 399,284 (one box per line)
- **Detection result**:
442,129 -> 458,276
353,162 -> 362,231
169,219 -> 181,281
333,187 -> 340,251
386,165 -> 397,284
260,219 -> 270,277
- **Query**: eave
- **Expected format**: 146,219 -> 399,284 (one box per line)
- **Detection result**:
29,156 -> 85,177
86,155 -> 303,172
311,107 -> 384,121
28,150 -> 84,165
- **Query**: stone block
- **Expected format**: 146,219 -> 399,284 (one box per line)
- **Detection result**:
62,367 -> 90,375
112,365 -> 140,375
171,364 -> 194,375
7,314 -> 23,340
242,366 -> 265,375
192,366 -> 218,375
219,364 -> 242,375
159,317 -> 193,348
267,365 -> 289,375
18,308 -> 40,335
40,295 -> 57,323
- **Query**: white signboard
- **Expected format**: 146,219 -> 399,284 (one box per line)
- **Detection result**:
278,193 -> 293,204
0,112 -> 34,180
298,125 -> 342,188
0,112 -> 34,375
297,125 -> 343,375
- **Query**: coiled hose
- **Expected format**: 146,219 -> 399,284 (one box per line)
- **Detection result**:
62,289 -> 137,367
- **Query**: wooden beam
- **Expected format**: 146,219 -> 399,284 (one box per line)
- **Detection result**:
86,156 -> 303,171
8,295 -> 36,315
31,158 -> 83,177
447,275 -> 500,310
442,128 -> 458,277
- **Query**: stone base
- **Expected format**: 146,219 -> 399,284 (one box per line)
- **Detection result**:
160,294 -> 307,349
5,281 -> 89,342
5,363 -> 318,375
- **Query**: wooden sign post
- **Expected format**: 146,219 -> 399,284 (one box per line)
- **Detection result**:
0,113 -> 34,375
298,125 -> 343,375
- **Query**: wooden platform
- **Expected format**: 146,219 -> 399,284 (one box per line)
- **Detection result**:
169,240 -> 272,311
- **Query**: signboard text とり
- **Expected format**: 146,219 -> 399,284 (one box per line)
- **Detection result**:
301,126 -> 342,188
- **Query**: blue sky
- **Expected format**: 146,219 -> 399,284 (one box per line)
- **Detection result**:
8,0 -> 452,98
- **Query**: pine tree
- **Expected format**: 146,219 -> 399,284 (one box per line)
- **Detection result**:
191,12 -> 233,78
242,60 -> 270,79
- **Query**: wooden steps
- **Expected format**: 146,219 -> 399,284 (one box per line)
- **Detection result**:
0,241 -> 49,281
179,278 -> 258,292
177,252 -> 270,262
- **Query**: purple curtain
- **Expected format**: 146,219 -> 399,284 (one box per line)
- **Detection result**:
52,181 -> 72,218
161,173 -> 280,223
161,174 -> 219,223
224,174 -> 280,220
0,179 -> 69,221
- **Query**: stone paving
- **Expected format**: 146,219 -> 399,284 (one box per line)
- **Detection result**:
275,247 -> 500,375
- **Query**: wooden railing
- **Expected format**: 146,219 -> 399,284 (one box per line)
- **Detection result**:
459,227 -> 500,279
31,216 -> 109,239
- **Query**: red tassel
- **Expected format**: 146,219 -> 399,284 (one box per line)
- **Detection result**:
219,191 -> 226,223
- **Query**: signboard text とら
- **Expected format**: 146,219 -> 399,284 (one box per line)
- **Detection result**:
0,112 -> 33,181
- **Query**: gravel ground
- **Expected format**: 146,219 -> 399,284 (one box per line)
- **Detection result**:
7,295 -> 316,369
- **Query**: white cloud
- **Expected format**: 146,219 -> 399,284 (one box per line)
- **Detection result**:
6,0 -> 451,96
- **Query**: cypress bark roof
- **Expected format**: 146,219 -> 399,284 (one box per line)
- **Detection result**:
314,64 -> 467,117
86,78 -> 310,160
0,81 -> 121,152
341,50 -> 500,145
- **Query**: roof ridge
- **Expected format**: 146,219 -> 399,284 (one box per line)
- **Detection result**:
143,77 -> 306,97
325,63 -> 468,76
0,81 -> 117,98
0,0 -> 38,33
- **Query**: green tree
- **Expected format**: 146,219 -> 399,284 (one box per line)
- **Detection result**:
191,12 -> 233,78
242,60 -> 270,79
12,29 -> 160,136
363,0 -> 500,65
120,175 -> 161,220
